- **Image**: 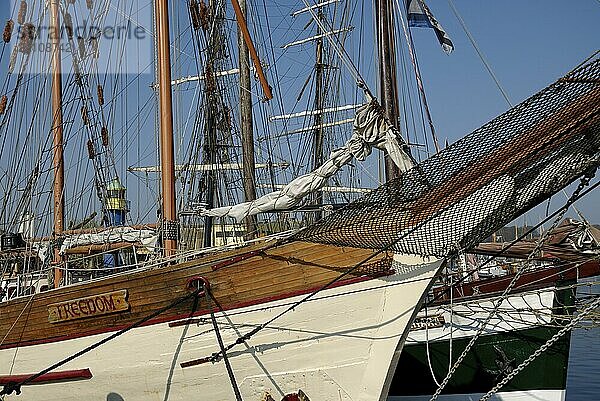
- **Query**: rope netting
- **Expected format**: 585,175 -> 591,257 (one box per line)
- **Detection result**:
296,54 -> 600,256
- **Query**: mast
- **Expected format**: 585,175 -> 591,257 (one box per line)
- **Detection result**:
201,0 -> 225,248
203,95 -> 217,248
376,0 -> 401,181
231,0 -> 273,101
238,0 -> 257,239
50,0 -> 65,288
312,8 -> 325,221
154,0 -> 178,256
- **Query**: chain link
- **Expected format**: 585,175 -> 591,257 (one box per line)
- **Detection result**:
429,171 -> 596,401
480,295 -> 600,401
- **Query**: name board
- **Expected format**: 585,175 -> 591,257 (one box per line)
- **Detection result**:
48,290 -> 129,323
410,315 -> 446,331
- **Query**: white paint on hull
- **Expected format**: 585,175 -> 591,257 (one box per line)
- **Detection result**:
388,389 -> 566,401
1,260 -> 441,401
407,289 -> 556,344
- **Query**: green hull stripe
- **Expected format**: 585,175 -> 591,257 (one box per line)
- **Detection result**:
389,325 -> 571,396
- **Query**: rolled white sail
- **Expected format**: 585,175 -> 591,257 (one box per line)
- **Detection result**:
59,227 -> 159,255
199,100 -> 413,221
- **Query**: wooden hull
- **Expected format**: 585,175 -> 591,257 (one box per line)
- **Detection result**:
0,241 -> 441,400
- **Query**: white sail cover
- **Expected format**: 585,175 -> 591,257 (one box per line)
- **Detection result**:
199,100 -> 413,221
59,227 -> 159,255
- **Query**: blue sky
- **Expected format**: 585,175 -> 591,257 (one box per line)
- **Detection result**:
404,0 -> 599,223
0,0 -> 597,227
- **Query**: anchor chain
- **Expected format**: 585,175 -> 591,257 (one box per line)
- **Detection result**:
429,169 -> 596,401
479,295 -> 600,401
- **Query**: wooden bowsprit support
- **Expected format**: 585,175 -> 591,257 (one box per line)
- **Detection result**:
230,0 -> 273,101
0,369 -> 93,386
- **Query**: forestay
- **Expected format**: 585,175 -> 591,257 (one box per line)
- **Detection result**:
297,54 -> 600,256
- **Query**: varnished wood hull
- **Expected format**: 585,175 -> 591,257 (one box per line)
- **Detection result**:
0,240 -> 441,400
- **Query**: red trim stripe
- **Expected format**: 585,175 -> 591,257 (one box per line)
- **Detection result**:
0,275 -> 377,350
0,369 -> 93,385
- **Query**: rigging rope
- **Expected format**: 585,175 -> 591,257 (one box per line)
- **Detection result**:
0,286 -> 205,397
479,295 -> 600,401
395,0 -> 441,153
446,0 -> 513,108
207,289 -> 243,401
423,304 -> 443,387
300,0 -> 373,99
428,169 -> 597,400
424,178 -> 600,307
190,220 -> 447,365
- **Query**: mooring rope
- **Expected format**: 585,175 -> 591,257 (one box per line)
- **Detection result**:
429,170 -> 597,400
479,295 -> 600,401
206,289 -> 243,401
0,286 -> 205,397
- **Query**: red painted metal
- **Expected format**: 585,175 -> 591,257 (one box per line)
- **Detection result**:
4,261 -> 599,351
186,276 -> 210,295
169,318 -> 205,328
0,369 -> 92,385
180,356 -> 212,368
433,260 -> 600,304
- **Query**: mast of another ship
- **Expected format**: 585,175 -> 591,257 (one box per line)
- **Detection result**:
232,0 -> 273,238
50,0 -> 65,287
201,0 -> 221,249
376,0 -> 402,181
312,8 -> 325,221
237,0 -> 258,239
154,0 -> 178,256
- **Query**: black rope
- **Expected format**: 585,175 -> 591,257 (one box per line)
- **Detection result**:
0,286 -> 204,397
207,290 -> 243,401
200,226 -> 448,364
3,175 -> 595,397
194,170 -> 598,364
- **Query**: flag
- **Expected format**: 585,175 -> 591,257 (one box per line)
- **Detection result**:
407,0 -> 454,54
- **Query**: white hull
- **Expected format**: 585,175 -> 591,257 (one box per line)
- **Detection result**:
388,288 -> 567,401
407,288 -> 556,344
1,260 -> 440,401
389,389 -> 565,401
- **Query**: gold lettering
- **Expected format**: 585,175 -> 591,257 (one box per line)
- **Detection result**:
62,303 -> 74,319
87,299 -> 97,314
48,290 -> 129,323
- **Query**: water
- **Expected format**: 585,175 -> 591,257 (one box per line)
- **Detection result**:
565,327 -> 600,400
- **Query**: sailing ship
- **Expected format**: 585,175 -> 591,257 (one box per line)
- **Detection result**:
390,220 -> 600,400
0,1 -> 599,400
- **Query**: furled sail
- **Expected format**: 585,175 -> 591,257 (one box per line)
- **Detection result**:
296,54 -> 600,257
59,227 -> 159,255
198,98 -> 413,221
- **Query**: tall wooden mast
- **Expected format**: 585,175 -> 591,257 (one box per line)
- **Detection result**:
154,0 -> 178,256
231,0 -> 273,101
50,0 -> 65,288
237,0 -> 257,238
376,0 -> 401,181
312,8 -> 325,221
201,0 -> 224,249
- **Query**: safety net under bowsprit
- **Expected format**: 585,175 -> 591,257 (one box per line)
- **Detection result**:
295,53 -> 600,257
